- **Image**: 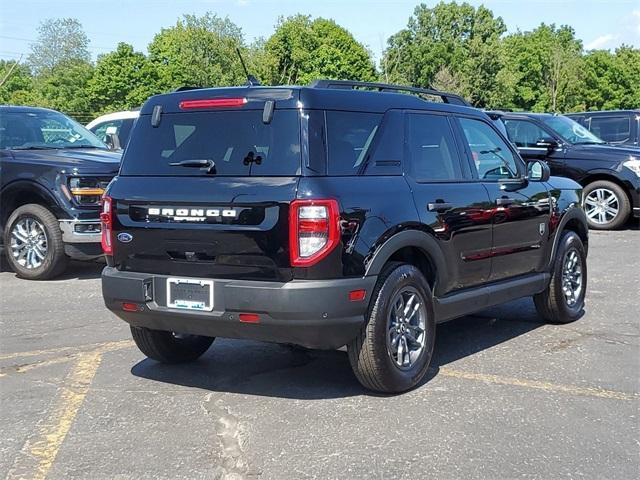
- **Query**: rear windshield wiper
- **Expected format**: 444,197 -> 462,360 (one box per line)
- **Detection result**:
169,159 -> 216,174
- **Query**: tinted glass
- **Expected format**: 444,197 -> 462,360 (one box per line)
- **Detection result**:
0,111 -> 107,150
121,110 -> 301,176
540,116 -> 604,144
326,111 -> 381,175
504,119 -> 553,147
407,114 -> 462,181
91,120 -> 123,143
459,117 -> 519,180
589,116 -> 630,143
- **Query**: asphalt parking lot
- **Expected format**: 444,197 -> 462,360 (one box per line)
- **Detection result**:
1,226 -> 638,480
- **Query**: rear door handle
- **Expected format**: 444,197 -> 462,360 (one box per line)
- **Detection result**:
428,202 -> 454,212
496,197 -> 516,206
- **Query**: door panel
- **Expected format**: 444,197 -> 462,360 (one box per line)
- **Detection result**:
405,113 -> 493,293
456,117 -> 551,281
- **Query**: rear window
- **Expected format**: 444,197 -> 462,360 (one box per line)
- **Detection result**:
121,110 -> 301,176
326,111 -> 382,175
589,116 -> 630,143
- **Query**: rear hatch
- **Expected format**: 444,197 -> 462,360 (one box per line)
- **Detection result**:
108,90 -> 302,282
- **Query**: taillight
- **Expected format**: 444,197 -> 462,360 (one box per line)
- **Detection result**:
289,199 -> 340,267
100,195 -> 113,255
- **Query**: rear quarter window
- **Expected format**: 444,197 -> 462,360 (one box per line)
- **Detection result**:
326,111 -> 382,175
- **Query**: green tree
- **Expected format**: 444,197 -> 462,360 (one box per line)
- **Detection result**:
27,18 -> 91,75
383,1 -> 506,107
88,43 -> 159,114
263,15 -> 377,85
148,13 -> 247,90
499,24 -> 582,112
34,60 -> 95,122
0,61 -> 36,104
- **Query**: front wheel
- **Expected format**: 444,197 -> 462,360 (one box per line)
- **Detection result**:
583,180 -> 630,230
534,231 -> 587,324
348,262 -> 436,393
3,204 -> 68,280
130,326 -> 214,363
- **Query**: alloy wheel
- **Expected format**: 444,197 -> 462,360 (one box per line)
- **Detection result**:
387,287 -> 427,370
584,188 -> 619,225
561,248 -> 583,307
10,217 -> 48,269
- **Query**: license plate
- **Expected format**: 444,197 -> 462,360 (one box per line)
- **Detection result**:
166,278 -> 214,312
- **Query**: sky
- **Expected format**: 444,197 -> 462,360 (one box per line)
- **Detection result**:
1,0 -> 639,64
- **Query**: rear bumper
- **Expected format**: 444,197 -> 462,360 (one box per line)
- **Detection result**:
101,267 -> 377,349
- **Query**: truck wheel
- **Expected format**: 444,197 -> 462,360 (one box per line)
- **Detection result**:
583,180 -> 630,230
534,231 -> 587,324
348,262 -> 436,393
3,204 -> 68,280
130,326 -> 214,363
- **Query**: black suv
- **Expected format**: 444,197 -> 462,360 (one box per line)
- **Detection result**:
101,81 -> 589,393
1,106 -> 121,279
566,110 -> 640,147
497,112 -> 640,230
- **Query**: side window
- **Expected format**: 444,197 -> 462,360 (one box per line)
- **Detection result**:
504,119 -> 553,147
326,111 -> 381,175
407,113 -> 462,181
459,117 -> 520,180
92,120 -> 123,143
589,116 -> 630,143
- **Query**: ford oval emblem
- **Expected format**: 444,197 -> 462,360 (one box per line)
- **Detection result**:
117,232 -> 133,243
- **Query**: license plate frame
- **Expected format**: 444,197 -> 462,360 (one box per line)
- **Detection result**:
166,278 -> 214,312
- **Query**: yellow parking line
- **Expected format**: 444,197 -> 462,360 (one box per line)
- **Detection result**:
439,367 -> 637,401
0,339 -> 133,361
7,351 -> 103,480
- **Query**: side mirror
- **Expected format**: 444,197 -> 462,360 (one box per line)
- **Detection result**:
535,138 -> 558,151
105,132 -> 121,151
527,160 -> 550,182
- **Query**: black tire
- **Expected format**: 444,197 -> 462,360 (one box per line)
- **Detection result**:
3,204 -> 68,280
583,180 -> 630,230
348,262 -> 436,393
130,326 -> 214,363
534,231 -> 587,324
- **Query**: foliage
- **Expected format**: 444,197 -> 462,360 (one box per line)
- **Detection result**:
263,15 -> 377,85
148,13 -> 247,90
0,61 -> 35,104
88,43 -> 160,114
383,1 -> 506,107
27,18 -> 91,75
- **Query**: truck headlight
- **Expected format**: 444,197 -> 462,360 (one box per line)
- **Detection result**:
623,158 -> 640,177
68,177 -> 109,205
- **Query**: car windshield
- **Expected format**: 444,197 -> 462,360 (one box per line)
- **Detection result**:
0,110 -> 107,150
540,116 -> 605,145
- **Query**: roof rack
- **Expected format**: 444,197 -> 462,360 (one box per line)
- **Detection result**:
309,79 -> 470,106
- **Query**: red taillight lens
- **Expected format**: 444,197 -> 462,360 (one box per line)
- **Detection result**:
179,98 -> 247,110
100,195 -> 113,255
289,199 -> 340,267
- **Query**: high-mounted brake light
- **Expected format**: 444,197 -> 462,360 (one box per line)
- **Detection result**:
289,199 -> 340,267
179,98 -> 247,110
100,195 -> 113,255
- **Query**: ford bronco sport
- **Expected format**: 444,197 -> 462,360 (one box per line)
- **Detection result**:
101,80 -> 589,393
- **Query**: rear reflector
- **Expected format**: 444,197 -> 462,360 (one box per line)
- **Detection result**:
179,98 -> 247,110
348,290 -> 367,302
122,302 -> 142,312
239,313 -> 260,323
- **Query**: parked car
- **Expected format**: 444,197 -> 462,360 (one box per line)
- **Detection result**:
87,110 -> 139,149
101,80 -> 589,393
0,106 -> 121,279
566,110 -> 640,147
494,112 -> 640,230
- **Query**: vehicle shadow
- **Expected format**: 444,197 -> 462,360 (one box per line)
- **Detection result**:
0,257 -> 103,281
131,297 -> 545,400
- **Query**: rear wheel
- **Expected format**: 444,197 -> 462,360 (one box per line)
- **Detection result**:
130,326 -> 214,363
583,180 -> 630,230
534,231 -> 587,324
348,262 -> 436,393
3,204 -> 68,280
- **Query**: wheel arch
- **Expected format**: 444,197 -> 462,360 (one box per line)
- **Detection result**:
548,206 -> 589,270
0,181 -> 61,229
580,172 -> 633,208
364,229 -> 446,295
